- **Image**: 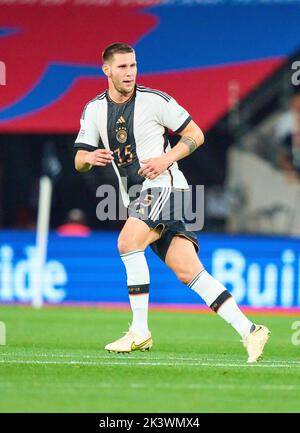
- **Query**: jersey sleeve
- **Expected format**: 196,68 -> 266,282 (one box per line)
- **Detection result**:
74,102 -> 100,151
157,96 -> 192,133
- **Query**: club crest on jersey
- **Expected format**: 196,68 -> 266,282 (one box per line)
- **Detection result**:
116,128 -> 128,143
116,116 -> 127,143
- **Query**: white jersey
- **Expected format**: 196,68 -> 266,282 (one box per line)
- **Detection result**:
74,85 -> 192,207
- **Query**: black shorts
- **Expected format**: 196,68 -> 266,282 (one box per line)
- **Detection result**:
128,187 -> 199,262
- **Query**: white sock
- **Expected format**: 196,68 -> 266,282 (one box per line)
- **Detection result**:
129,294 -> 149,336
120,250 -> 150,336
188,270 -> 254,338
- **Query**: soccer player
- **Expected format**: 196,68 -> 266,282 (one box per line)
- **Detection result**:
74,43 -> 270,363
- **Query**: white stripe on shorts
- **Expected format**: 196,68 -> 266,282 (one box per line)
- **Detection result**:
151,188 -> 172,222
149,187 -> 168,219
148,188 -> 168,220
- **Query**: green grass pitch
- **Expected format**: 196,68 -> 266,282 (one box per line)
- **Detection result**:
0,305 -> 299,413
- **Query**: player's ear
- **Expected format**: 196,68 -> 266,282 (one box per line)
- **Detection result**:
102,63 -> 111,78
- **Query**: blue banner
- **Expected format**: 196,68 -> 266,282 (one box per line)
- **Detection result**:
0,231 -> 299,308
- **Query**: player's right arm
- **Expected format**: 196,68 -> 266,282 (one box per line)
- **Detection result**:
74,100 -> 113,172
75,149 -> 114,172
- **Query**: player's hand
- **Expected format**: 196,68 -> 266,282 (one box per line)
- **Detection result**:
138,155 -> 173,180
85,149 -> 114,167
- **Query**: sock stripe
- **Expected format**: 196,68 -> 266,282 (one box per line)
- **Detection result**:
210,290 -> 232,313
187,269 -> 205,288
128,284 -> 149,296
120,250 -> 144,258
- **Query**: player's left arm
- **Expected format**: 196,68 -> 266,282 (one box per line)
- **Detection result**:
164,120 -> 204,164
138,120 -> 204,180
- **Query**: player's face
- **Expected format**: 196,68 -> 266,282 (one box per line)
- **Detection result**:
107,52 -> 137,96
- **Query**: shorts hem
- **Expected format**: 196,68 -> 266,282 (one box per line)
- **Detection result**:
150,223 -> 166,238
174,232 -> 199,253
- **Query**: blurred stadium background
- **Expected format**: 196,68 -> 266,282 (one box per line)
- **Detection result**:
1,0 -> 300,312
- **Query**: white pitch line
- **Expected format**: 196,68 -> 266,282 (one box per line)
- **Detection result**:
0,359 -> 298,368
0,352 -> 300,365
0,381 -> 298,392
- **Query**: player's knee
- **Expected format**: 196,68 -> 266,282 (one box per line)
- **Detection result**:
118,237 -> 130,255
176,269 -> 196,285
118,237 -> 142,255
